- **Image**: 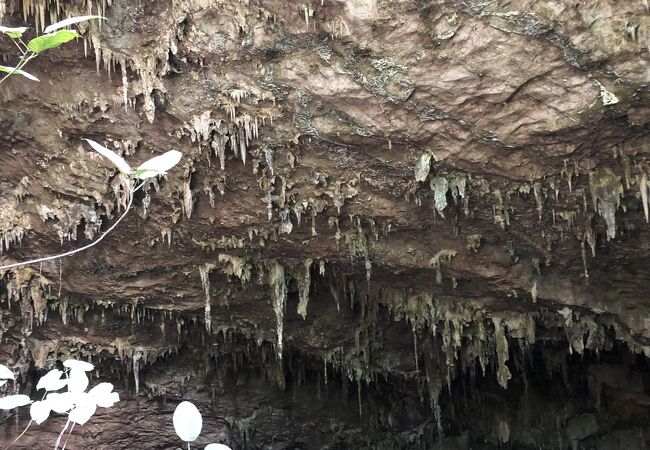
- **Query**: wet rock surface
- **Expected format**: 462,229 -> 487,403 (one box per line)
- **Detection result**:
0,0 -> 649,448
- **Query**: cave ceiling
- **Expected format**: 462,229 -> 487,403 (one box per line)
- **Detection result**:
0,0 -> 649,448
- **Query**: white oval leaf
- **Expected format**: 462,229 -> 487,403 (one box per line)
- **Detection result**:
36,369 -> 67,391
63,359 -> 95,372
83,139 -> 132,174
88,382 -> 119,408
0,65 -> 39,82
43,15 -> 105,34
46,392 -> 75,414
136,150 -> 182,179
100,391 -> 119,408
173,401 -> 202,442
205,445 -> 232,450
68,393 -> 96,425
0,26 -> 28,38
0,394 -> 31,410
67,368 -> 89,393
87,382 -> 112,397
0,364 -> 14,380
30,400 -> 51,425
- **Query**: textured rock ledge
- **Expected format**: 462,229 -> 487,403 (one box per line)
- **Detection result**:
0,0 -> 649,448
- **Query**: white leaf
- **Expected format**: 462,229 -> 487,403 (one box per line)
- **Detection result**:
0,394 -> 31,410
36,369 -> 67,391
68,393 -> 96,425
0,65 -> 39,82
63,359 -> 95,372
173,401 -> 202,442
43,15 -> 105,34
83,139 -> 132,174
0,364 -> 14,380
88,382 -> 119,408
87,382 -> 112,397
101,392 -> 119,408
136,150 -> 182,179
46,392 -> 75,414
0,26 -> 28,36
67,368 -> 89,393
30,400 -> 51,425
205,445 -> 232,450
0,380 -> 6,388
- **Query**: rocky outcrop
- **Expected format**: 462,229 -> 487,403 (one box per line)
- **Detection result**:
0,0 -> 649,448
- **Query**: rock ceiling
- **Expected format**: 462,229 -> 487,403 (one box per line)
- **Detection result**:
0,0 -> 649,448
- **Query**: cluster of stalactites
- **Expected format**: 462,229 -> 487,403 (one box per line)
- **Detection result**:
20,0 -> 112,33
318,277 -> 649,434
183,110 -> 267,172
3,268 -> 51,331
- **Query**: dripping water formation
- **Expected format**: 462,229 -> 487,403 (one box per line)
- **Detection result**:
0,0 -> 649,448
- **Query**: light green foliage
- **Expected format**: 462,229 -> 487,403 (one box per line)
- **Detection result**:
27,29 -> 79,53
0,15 -> 104,85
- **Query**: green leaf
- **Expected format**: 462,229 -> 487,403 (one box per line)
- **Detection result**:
0,25 -> 28,39
27,29 -> 79,54
0,65 -> 40,82
43,15 -> 105,34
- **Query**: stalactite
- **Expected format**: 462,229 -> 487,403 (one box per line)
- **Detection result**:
430,177 -> 449,218
133,352 -> 142,396
414,153 -> 431,182
637,170 -> 649,223
161,228 -> 172,247
492,317 -> 512,389
183,173 -> 194,219
589,167 -> 623,240
212,133 -> 229,171
429,249 -> 456,284
296,259 -> 312,319
268,262 -> 286,361
530,280 -> 538,303
533,181 -> 543,220
199,264 -> 215,333
581,241 -> 589,280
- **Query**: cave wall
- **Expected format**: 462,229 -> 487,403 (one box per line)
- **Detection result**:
0,0 -> 649,448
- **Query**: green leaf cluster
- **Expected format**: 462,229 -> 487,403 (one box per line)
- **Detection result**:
0,15 -> 104,84
27,29 -> 79,53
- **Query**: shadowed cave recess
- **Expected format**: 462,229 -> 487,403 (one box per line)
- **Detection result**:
0,0 -> 649,448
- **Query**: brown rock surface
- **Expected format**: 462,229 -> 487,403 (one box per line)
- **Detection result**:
0,0 -> 649,448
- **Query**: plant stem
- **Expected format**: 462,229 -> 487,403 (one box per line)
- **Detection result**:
5,419 -> 32,449
61,422 -> 75,450
9,38 -> 26,55
54,418 -> 70,450
0,51 -> 37,84
0,180 -> 146,271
